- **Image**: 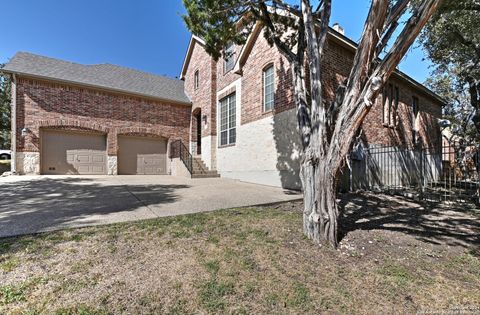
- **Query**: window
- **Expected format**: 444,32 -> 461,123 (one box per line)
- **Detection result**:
263,65 -> 275,111
383,83 -> 399,127
393,86 -> 399,126
412,96 -> 419,144
219,93 -> 236,146
224,42 -> 235,73
194,70 -> 199,90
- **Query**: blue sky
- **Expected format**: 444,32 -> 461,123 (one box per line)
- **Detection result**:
1,0 -> 432,83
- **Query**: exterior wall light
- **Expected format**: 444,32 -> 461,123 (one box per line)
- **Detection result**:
21,127 -> 29,137
202,114 -> 208,125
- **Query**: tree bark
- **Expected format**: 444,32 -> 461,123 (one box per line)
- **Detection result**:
301,144 -> 339,246
300,0 -> 443,248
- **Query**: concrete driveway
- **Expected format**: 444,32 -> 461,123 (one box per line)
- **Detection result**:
0,175 -> 301,237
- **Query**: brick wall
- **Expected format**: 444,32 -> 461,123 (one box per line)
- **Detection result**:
16,77 -> 191,155
184,42 -> 217,138
361,78 -> 442,149
193,30 -> 442,149
241,31 -> 294,125
215,44 -> 242,93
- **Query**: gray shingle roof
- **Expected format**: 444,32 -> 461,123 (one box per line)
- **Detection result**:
3,52 -> 191,104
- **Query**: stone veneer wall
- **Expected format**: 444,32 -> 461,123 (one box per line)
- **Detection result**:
217,107 -> 302,190
16,152 -> 40,175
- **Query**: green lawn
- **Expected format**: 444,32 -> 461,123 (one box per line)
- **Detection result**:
0,196 -> 479,314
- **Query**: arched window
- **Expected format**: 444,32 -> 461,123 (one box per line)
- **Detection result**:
263,64 -> 275,112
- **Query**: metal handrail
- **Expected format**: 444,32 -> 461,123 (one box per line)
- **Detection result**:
170,139 -> 193,174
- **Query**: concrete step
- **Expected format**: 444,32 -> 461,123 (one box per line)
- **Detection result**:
193,161 -> 207,168
193,170 -> 218,174
190,156 -> 220,178
192,166 -> 208,172
192,169 -> 218,175
191,173 -> 221,179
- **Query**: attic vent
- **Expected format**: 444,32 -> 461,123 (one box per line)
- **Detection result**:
333,23 -> 344,35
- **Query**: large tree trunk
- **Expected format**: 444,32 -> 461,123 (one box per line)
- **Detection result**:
300,0 -> 442,248
300,136 -> 339,247
257,0 -> 443,248
301,159 -> 339,246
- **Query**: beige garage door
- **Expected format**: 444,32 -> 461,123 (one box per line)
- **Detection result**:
118,135 -> 167,175
41,130 -> 107,175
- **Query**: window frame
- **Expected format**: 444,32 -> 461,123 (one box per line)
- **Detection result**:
219,93 -> 236,147
223,42 -> 235,74
194,70 -> 199,90
412,96 -> 419,144
392,86 -> 399,127
262,64 -> 275,112
383,83 -> 399,128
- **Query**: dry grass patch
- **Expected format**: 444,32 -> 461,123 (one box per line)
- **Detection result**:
0,193 -> 478,314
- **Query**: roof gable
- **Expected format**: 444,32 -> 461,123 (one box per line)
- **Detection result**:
231,25 -> 445,105
180,35 -> 206,80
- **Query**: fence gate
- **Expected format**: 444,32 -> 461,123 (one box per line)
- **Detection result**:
348,142 -> 480,205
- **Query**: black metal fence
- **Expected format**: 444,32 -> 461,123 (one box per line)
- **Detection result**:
347,142 -> 480,205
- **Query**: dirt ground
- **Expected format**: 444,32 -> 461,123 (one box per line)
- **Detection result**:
0,192 -> 479,314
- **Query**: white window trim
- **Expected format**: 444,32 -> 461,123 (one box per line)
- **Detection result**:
263,64 -> 275,112
219,93 -> 236,146
216,79 -> 242,148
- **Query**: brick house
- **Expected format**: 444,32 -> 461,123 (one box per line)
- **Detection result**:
4,26 -> 444,189
3,53 -> 191,176
181,27 -> 444,189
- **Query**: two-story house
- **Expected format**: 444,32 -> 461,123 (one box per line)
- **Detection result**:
3,25 -> 443,190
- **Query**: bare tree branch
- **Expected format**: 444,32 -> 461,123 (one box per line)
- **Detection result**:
251,3 -> 297,62
345,0 -> 389,99
327,0 -> 443,174
375,0 -> 409,57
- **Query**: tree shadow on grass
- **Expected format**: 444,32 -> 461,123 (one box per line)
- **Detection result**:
338,193 -> 479,250
0,177 -> 189,238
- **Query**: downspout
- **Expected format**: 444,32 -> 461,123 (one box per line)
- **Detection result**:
11,73 -> 17,174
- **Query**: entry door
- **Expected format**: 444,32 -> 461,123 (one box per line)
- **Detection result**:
118,136 -> 167,175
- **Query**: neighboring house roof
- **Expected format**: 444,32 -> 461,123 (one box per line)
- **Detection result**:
181,26 -> 446,106
3,52 -> 191,105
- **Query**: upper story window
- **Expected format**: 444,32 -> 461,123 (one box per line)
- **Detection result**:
194,70 -> 199,90
224,42 -> 236,73
412,96 -> 419,144
383,83 -> 399,127
263,64 -> 275,112
219,93 -> 236,146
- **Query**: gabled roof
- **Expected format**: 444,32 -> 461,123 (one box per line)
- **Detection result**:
3,52 -> 191,105
180,35 -> 206,80
181,24 -> 445,106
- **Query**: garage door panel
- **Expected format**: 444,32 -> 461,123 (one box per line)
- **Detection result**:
92,165 -> 105,173
76,165 -> 90,173
118,136 -> 167,175
92,155 -> 104,163
77,154 -> 91,163
142,155 -> 162,165
42,130 -> 107,175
